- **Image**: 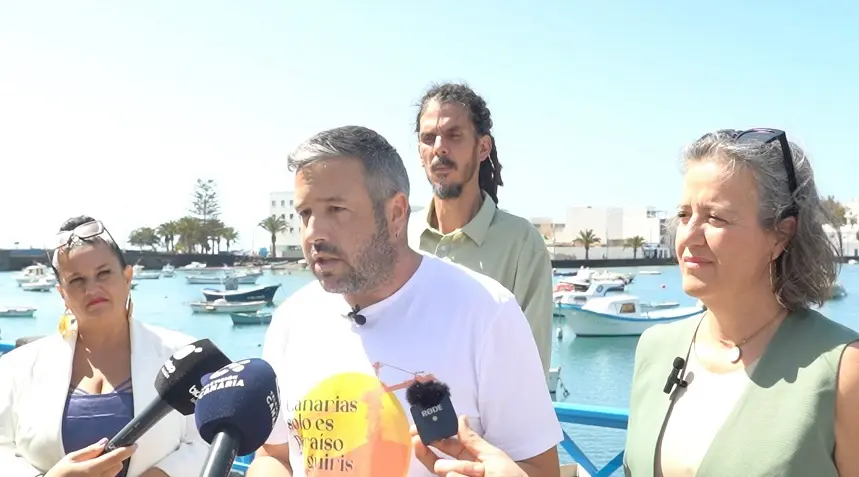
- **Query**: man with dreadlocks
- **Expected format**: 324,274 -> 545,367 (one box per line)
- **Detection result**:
409,82 -> 554,376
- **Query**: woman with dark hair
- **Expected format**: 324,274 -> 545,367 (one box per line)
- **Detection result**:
0,216 -> 209,476
624,130 -> 859,476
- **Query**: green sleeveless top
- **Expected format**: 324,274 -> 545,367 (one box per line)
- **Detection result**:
623,309 -> 858,477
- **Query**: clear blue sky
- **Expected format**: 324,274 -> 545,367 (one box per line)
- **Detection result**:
1,1 -> 856,250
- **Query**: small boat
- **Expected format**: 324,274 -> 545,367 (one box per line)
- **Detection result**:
555,281 -> 677,312
177,261 -> 208,271
190,299 -> 267,314
161,264 -> 175,277
133,265 -> 161,280
560,294 -> 704,337
0,307 -> 37,318
637,270 -> 662,275
22,277 -> 56,292
202,284 -> 281,304
828,283 -> 848,300
14,264 -> 53,286
230,311 -> 273,325
186,272 -> 260,285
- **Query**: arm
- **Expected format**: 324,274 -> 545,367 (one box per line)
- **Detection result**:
512,230 -> 554,377
248,443 -> 292,477
0,351 -> 42,475
478,298 -> 563,477
834,340 -> 859,475
148,412 -> 210,476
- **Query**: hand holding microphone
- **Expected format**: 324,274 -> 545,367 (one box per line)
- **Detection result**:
194,358 -> 281,477
408,379 -> 526,477
44,438 -> 136,477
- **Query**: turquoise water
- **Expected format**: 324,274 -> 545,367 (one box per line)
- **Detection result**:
2,265 -> 858,473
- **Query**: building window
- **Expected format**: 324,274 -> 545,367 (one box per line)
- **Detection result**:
281,200 -> 285,206
289,213 -> 294,220
289,200 -> 294,206
280,214 -> 285,219
271,200 -> 275,206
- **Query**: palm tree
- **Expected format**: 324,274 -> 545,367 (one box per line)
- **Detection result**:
157,221 -> 178,252
822,196 -> 848,256
574,229 -> 601,260
259,215 -> 287,258
221,227 -> 239,252
624,236 -> 647,259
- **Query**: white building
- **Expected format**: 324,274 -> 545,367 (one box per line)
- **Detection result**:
548,205 -> 672,260
824,198 -> 859,258
268,191 -> 302,257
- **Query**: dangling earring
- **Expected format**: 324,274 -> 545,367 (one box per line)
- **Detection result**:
769,260 -> 777,292
58,306 -> 76,338
126,295 -> 134,320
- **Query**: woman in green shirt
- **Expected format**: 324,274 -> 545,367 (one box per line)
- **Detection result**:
623,129 -> 859,476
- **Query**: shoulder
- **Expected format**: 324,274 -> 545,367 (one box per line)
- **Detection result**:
492,209 -> 545,247
0,334 -> 63,382
635,318 -> 699,366
420,253 -> 517,307
270,280 -> 327,325
134,320 -> 198,352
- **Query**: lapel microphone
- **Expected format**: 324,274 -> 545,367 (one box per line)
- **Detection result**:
663,357 -> 689,395
406,379 -> 458,445
347,305 -> 366,326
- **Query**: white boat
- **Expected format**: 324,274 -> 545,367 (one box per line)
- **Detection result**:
829,283 -> 848,300
176,261 -> 208,272
560,294 -> 704,337
637,270 -> 662,275
14,264 -> 53,286
132,265 -> 161,280
0,307 -> 37,318
186,272 -> 260,285
161,264 -> 175,277
555,281 -> 678,312
190,299 -> 267,314
21,277 -> 56,292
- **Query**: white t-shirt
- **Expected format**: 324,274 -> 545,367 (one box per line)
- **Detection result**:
261,254 -> 562,477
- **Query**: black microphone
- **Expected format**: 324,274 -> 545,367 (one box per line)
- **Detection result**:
406,379 -> 459,445
663,357 -> 688,395
104,339 -> 231,453
195,358 -> 280,477
347,305 -> 366,325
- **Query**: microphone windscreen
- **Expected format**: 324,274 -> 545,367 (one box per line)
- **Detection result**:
154,339 -> 232,415
406,379 -> 458,445
195,358 -> 281,456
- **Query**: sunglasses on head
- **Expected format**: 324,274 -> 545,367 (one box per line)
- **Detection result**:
734,128 -> 799,218
46,220 -> 119,268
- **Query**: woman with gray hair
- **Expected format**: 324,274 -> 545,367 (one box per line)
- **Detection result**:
623,129 -> 859,476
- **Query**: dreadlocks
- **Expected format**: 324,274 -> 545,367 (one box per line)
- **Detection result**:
415,83 -> 504,204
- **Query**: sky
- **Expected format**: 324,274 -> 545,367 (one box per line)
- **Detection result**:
1,1 -> 857,251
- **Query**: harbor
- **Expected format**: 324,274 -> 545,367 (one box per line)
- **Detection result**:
2,263 -> 858,476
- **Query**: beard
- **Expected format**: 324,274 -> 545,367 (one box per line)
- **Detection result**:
308,214 -> 396,295
427,150 -> 478,199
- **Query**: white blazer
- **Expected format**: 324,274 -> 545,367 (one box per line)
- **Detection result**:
0,318 -> 210,476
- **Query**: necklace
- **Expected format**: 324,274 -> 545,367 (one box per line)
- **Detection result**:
716,310 -> 785,364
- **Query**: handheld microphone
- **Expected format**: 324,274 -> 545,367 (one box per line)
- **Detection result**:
104,339 -> 231,453
663,357 -> 688,395
347,305 -> 366,326
406,379 -> 459,445
195,358 -> 280,477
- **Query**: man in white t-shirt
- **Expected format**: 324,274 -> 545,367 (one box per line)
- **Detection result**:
248,125 -> 562,477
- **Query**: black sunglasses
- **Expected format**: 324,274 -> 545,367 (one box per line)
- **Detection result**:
734,128 -> 798,218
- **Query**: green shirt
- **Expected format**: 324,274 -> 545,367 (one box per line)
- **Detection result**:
624,309 -> 859,476
409,193 -> 554,376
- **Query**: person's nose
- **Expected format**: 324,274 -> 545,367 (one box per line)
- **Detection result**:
432,135 -> 450,159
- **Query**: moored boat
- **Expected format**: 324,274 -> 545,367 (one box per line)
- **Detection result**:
561,294 -> 704,337
21,277 -> 56,292
0,307 -> 37,318
190,299 -> 267,314
202,284 -> 281,304
230,311 -> 273,325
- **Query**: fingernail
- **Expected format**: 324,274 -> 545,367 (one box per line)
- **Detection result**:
98,438 -> 108,445
473,463 -> 485,472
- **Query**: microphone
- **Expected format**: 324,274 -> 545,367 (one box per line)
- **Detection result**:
104,339 -> 231,453
347,305 -> 366,325
406,379 -> 459,445
195,358 -> 280,477
663,357 -> 688,395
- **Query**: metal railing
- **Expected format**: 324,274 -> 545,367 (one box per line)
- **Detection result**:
0,342 -> 629,476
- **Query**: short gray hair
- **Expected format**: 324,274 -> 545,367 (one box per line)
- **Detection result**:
681,129 -> 837,311
287,126 -> 411,210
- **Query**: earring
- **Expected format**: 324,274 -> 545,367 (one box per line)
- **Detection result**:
58,306 -> 76,337
769,260 -> 777,292
126,296 -> 134,320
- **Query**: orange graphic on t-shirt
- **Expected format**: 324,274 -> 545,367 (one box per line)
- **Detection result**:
295,363 -> 431,477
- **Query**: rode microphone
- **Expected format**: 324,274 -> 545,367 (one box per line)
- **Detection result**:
104,339 -> 231,453
406,379 -> 458,445
195,358 -> 280,477
663,357 -> 688,395
347,305 -> 366,326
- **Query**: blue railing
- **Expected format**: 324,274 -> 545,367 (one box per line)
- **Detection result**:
0,342 -> 629,476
